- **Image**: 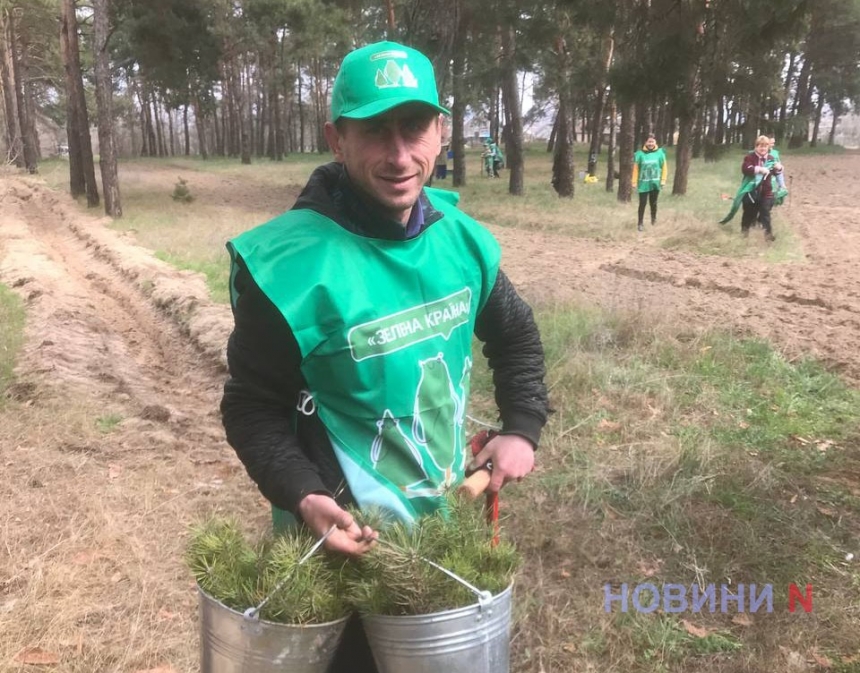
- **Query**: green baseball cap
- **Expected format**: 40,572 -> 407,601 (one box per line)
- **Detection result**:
331,41 -> 450,122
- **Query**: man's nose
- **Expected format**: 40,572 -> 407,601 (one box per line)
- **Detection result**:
385,128 -> 411,164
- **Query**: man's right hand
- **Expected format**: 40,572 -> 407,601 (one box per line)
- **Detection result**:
297,493 -> 377,557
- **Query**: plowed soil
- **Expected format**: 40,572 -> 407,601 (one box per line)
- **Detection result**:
1,153 -> 858,671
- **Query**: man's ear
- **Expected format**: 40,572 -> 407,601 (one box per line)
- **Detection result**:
324,121 -> 343,161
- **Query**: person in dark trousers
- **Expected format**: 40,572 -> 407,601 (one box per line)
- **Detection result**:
220,40 -> 549,673
740,135 -> 783,242
632,133 -> 667,231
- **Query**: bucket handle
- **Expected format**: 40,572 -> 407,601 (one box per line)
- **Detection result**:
242,523 -> 338,621
374,538 -> 494,613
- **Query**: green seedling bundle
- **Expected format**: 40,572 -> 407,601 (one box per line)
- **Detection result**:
186,496 -> 521,624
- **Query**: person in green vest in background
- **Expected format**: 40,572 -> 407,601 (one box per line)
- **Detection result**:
769,136 -> 788,195
220,40 -> 549,673
632,133 -> 668,231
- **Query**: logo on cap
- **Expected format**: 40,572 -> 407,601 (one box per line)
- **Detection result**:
374,60 -> 419,90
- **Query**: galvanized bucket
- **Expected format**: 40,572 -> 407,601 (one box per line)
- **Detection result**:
198,586 -> 348,673
361,584 -> 513,673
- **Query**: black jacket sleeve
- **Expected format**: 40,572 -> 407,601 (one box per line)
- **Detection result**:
220,256 -> 331,514
474,270 -> 549,447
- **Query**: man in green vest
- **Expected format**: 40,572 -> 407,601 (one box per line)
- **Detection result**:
221,40 -> 549,672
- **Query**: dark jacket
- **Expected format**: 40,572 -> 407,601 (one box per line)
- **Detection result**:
742,151 -> 781,199
221,162 -> 549,517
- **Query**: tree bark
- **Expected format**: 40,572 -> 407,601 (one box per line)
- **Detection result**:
551,35 -> 573,198
183,103 -> 190,155
499,24 -> 523,196
193,97 -> 208,159
789,56 -> 811,148
0,10 -> 23,168
8,11 -> 36,172
605,96 -> 616,192
93,0 -> 121,217
587,31 -> 614,176
617,102 -> 634,203
451,13 -> 466,187
810,93 -> 823,147
828,110 -> 839,145
60,0 -> 99,206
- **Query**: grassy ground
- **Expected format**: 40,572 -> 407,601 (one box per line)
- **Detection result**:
468,306 -> 860,671
0,281 -> 25,403
28,147 -> 860,671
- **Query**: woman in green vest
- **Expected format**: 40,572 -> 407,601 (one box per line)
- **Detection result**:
632,134 -> 668,231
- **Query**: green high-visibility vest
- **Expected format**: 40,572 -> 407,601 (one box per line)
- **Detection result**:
228,189 -> 500,522
634,147 -> 666,193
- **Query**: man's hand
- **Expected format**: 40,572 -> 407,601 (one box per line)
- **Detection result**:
297,493 -> 376,557
469,434 -> 535,493
755,165 -> 769,175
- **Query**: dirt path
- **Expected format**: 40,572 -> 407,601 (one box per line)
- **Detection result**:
1,153 -> 859,670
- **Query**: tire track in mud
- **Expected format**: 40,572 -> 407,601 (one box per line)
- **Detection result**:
0,177 -> 229,451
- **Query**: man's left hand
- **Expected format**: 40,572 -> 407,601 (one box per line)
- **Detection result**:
469,434 -> 535,493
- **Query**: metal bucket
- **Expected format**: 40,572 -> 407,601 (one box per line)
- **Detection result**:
361,584 -> 513,673
198,586 -> 348,673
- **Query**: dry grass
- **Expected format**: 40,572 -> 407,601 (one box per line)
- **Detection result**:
0,387 -> 267,672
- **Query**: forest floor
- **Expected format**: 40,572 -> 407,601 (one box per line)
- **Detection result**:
1,152 -> 859,672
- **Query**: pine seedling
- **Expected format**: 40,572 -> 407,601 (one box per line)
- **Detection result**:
346,495 -> 521,616
186,516 -> 351,624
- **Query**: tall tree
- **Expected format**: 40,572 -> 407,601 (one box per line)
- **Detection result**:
93,0 -> 121,217
499,22 -> 523,195
0,6 -> 23,167
60,0 -> 99,206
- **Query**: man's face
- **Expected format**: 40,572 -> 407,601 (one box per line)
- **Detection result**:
325,104 -> 442,225
755,142 -> 769,157
645,137 -> 657,150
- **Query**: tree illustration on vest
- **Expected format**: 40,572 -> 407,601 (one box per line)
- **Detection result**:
370,353 -> 466,498
370,409 -> 431,493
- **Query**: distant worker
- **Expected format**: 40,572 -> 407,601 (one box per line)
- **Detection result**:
482,138 -> 504,178
768,137 -> 788,196
720,134 -> 783,242
632,133 -> 668,232
435,143 -> 449,180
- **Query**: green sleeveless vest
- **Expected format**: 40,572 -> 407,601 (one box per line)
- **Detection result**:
228,189 -> 500,522
634,147 -> 665,193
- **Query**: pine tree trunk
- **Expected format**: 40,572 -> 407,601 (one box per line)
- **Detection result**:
93,0 -> 121,217
166,103 -> 175,156
193,97 -> 208,159
500,24 -> 523,196
587,31 -> 614,177
61,0 -> 99,206
0,11 -> 23,168
617,102 -> 634,203
672,114 -> 693,195
8,12 -> 37,172
788,57 -> 811,149
551,94 -> 573,198
810,94 -> 823,147
183,103 -> 190,155
605,96 -> 616,192
551,34 -> 573,198
451,19 -> 466,187
152,93 -> 165,156
297,61 -> 304,152
546,111 -> 558,153
828,111 -> 839,145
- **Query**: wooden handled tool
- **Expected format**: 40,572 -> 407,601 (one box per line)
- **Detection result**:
457,467 -> 492,499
